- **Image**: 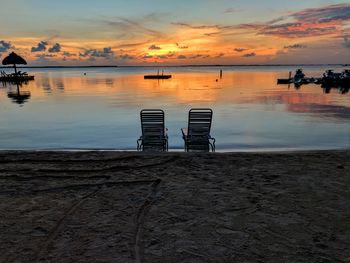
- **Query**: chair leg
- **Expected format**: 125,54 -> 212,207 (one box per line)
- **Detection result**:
209,142 -> 215,152
137,139 -> 143,151
209,138 -> 216,152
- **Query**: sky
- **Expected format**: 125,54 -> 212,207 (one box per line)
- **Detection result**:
0,0 -> 349,66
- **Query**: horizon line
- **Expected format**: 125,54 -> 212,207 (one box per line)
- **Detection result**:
0,63 -> 348,69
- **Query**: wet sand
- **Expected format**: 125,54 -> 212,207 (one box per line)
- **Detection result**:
0,150 -> 349,262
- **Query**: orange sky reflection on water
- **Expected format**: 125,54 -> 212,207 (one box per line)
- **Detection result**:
2,70 -> 347,111
1,67 -> 350,150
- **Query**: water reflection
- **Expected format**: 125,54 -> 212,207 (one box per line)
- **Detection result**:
34,74 -> 67,94
322,84 -> 350,94
7,90 -> 31,105
285,80 -> 350,94
55,80 -> 65,91
279,77 -> 350,94
1,81 -> 31,106
0,66 -> 349,151
2,68 -> 350,111
288,104 -> 350,121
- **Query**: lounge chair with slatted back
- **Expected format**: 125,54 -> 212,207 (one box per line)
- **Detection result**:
137,109 -> 168,151
181,108 -> 216,152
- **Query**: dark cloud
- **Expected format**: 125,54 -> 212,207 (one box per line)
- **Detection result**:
234,48 -> 248,52
174,4 -> 350,39
177,55 -> 187,59
48,43 -> 61,53
189,54 -> 207,59
142,52 -> 176,59
258,23 -> 337,38
119,54 -> 134,60
99,16 -> 163,39
166,52 -> 176,58
284,44 -> 307,49
258,3 -> 350,38
31,41 -> 48,52
116,41 -> 149,48
172,22 -> 211,29
242,52 -> 256,57
63,51 -> 76,57
148,44 -> 161,50
174,22 -> 243,38
215,53 -> 225,58
176,43 -> 188,49
80,47 -> 114,59
204,32 -> 220,37
224,8 -> 241,14
35,53 -> 56,58
153,52 -> 177,59
267,17 -> 287,25
0,40 -> 12,52
172,22 -> 235,31
291,3 -> 350,23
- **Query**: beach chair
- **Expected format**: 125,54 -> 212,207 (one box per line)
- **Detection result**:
137,109 -> 168,151
181,108 -> 216,152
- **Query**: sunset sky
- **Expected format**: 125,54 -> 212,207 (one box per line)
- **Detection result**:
0,0 -> 349,66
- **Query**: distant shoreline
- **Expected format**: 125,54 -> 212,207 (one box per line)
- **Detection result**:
0,64 -> 348,69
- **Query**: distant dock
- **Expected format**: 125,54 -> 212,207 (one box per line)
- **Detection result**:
277,69 -> 350,87
277,77 -> 322,85
144,74 -> 172,79
0,75 -> 34,82
144,69 -> 172,79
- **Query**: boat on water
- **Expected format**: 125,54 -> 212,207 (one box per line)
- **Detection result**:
294,69 -> 305,81
321,69 -> 350,86
277,69 -> 317,85
322,70 -> 341,82
144,70 -> 172,79
277,68 -> 350,87
340,69 -> 350,81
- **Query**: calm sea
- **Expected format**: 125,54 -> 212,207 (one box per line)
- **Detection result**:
0,65 -> 349,151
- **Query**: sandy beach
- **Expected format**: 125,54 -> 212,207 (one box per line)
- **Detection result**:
0,150 -> 349,262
